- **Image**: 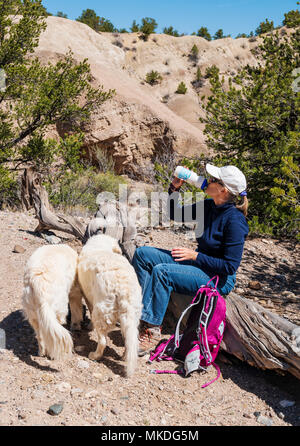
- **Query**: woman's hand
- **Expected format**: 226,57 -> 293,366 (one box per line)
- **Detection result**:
171,247 -> 198,262
171,177 -> 184,189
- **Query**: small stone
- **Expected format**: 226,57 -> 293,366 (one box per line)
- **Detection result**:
57,382 -> 71,392
279,400 -> 295,408
41,234 -> 61,245
248,281 -> 262,290
47,404 -> 63,416
13,245 -> 25,253
256,415 -> 273,426
17,411 -> 26,420
111,408 -> 119,415
85,390 -> 98,398
77,359 -> 89,369
71,388 -> 83,396
278,412 -> 285,419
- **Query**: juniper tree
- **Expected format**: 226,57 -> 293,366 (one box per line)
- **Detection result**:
0,0 -> 114,205
199,29 -> 300,237
197,27 -> 211,41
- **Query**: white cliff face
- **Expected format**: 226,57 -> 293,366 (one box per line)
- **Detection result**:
33,16 -> 291,177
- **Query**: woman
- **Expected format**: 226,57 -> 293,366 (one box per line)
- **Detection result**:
132,163 -> 249,356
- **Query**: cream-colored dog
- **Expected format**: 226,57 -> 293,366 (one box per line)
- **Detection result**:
22,244 -> 81,360
77,234 -> 142,377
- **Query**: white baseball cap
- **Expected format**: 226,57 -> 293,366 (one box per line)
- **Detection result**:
206,164 -> 247,196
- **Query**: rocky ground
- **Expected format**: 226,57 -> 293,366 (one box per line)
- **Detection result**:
0,209 -> 299,427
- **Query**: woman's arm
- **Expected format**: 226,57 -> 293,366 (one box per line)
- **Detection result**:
195,217 -> 249,276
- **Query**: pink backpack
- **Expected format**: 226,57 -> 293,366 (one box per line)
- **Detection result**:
148,276 -> 226,388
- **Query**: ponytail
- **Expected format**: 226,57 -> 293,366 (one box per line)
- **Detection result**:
227,192 -> 249,217
236,195 -> 248,217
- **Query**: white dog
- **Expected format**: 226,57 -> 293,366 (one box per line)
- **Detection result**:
22,244 -> 81,360
77,234 -> 142,377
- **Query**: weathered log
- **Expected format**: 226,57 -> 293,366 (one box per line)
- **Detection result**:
167,291 -> 300,380
21,168 -> 86,239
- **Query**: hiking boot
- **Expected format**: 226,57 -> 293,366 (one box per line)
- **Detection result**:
138,323 -> 161,357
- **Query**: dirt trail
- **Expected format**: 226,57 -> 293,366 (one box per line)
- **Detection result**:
0,210 -> 299,426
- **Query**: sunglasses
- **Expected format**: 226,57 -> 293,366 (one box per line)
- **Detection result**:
208,177 -> 224,186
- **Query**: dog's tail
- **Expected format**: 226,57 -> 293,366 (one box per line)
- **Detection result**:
37,301 -> 73,361
120,304 -> 140,378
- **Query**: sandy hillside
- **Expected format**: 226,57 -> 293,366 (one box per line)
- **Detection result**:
0,209 -> 299,427
32,17 -> 295,176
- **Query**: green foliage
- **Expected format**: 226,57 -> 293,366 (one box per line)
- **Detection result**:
204,65 -> 219,78
199,29 -> 300,238
213,29 -> 230,40
283,8 -> 300,28
197,27 -> 211,41
145,70 -> 162,85
139,17 -> 158,40
76,9 -> 115,32
0,1 -> 114,209
56,11 -> 68,18
163,26 -> 179,37
189,44 -> 199,62
130,20 -> 140,33
176,81 -> 187,94
255,18 -> 274,35
46,168 -> 128,214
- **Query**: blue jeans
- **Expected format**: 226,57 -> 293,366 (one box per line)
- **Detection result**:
132,246 -> 236,326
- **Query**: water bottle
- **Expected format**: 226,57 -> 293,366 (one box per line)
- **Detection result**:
174,166 -> 208,190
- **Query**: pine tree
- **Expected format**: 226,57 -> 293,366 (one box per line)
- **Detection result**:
197,27 -> 211,41
199,29 -> 300,237
0,0 -> 113,206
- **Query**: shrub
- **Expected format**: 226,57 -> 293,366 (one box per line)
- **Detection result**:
197,27 -> 211,41
145,70 -> 162,85
283,9 -> 300,28
163,26 -> 179,37
139,17 -> 158,41
176,82 -> 187,94
199,29 -> 300,238
255,18 -> 274,35
189,44 -> 199,62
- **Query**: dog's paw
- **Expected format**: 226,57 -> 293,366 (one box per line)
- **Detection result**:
89,351 -> 100,361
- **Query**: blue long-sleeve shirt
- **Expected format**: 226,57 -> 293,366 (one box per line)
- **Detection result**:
167,189 -> 249,276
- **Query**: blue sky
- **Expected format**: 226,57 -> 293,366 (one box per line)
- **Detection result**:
42,0 -> 298,37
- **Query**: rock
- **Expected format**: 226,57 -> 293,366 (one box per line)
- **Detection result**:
12,245 -> 25,253
17,411 -> 27,420
41,234 -> 61,245
77,359 -> 89,369
256,415 -> 273,426
248,281 -> 262,290
279,400 -> 295,408
47,403 -> 63,416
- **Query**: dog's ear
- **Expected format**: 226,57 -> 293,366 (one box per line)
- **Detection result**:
113,242 -> 122,255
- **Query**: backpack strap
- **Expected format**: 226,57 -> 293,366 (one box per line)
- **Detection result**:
174,286 -> 206,348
